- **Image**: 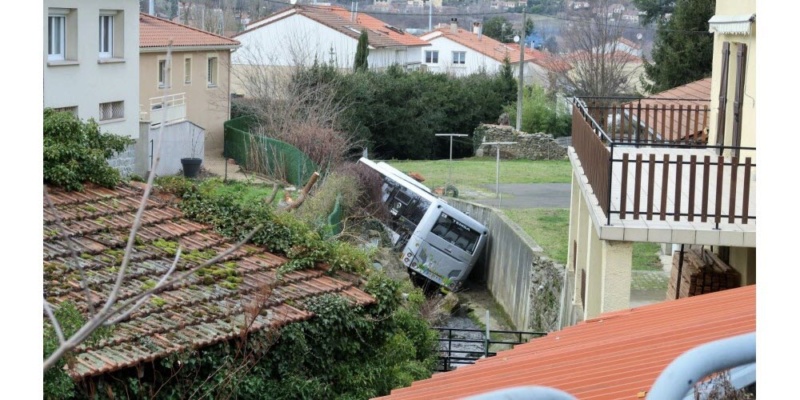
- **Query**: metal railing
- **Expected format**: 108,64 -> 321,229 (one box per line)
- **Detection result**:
571,97 -> 756,227
147,92 -> 187,126
434,327 -> 546,372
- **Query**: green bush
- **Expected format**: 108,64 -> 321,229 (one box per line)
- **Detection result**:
505,84 -> 572,138
43,108 -> 135,191
292,63 -> 517,160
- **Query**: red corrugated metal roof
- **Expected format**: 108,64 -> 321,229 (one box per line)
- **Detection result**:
377,285 -> 755,400
43,183 -> 374,380
140,13 -> 240,49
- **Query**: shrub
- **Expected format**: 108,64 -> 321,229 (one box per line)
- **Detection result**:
505,85 -> 572,138
43,108 -> 135,191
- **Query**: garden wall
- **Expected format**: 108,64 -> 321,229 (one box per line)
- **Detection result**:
447,198 -> 565,332
473,124 -> 568,161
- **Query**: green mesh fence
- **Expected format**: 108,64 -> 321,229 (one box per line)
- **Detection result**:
223,116 -> 318,187
326,194 -> 343,236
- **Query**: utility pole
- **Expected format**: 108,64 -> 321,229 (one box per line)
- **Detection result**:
516,6 -> 526,131
482,141 -> 516,200
436,133 -> 468,189
429,0 -> 433,31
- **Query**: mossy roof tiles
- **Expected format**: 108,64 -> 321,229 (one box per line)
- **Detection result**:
43,183 -> 374,380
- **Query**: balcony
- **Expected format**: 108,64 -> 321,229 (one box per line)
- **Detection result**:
570,96 -> 755,246
140,93 -> 186,127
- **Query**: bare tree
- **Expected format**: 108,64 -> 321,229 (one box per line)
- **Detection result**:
227,37 -> 366,180
553,0 -> 644,97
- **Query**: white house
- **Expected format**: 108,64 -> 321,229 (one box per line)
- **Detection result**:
44,0 -> 142,174
419,20 -> 546,84
231,5 -> 429,96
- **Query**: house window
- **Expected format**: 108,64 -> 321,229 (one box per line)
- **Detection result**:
48,15 -> 65,61
207,55 -> 218,87
452,51 -> 466,65
425,50 -> 439,64
53,106 -> 78,117
184,57 -> 192,84
98,15 -> 114,58
158,59 -> 170,88
99,101 -> 124,121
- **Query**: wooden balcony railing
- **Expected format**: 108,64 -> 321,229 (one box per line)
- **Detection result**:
584,97 -> 711,144
571,97 -> 756,228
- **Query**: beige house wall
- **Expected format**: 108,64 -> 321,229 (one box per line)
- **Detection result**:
707,0 -> 756,162
140,50 -> 233,151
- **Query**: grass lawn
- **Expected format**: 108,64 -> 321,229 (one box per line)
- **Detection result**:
502,208 -> 662,271
385,158 -> 571,192
204,179 -> 282,207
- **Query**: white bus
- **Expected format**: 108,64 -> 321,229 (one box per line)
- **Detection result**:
358,157 -> 489,291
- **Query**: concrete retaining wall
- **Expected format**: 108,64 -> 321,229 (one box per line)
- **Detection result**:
448,198 -> 564,332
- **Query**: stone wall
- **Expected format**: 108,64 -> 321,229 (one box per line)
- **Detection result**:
448,198 -> 565,332
474,124 -> 567,161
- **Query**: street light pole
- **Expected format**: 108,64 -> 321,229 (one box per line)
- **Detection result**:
436,133 -> 468,189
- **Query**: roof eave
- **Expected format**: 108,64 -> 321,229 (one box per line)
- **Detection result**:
140,44 -> 241,53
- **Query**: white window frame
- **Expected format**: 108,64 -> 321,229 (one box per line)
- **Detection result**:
425,50 -> 439,64
98,14 -> 114,58
207,55 -> 218,88
99,101 -> 124,122
184,57 -> 192,84
158,59 -> 170,88
452,51 -> 466,65
48,14 -> 66,61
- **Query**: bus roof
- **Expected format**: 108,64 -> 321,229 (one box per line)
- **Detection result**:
358,157 -> 437,200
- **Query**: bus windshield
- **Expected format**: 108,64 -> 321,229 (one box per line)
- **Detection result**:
430,212 -> 480,254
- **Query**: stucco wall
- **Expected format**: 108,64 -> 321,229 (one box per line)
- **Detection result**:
447,198 -> 564,332
707,0 -> 756,162
420,35 -> 537,82
44,0 -> 140,139
148,121 -> 206,177
233,13 -> 408,71
140,50 -> 232,151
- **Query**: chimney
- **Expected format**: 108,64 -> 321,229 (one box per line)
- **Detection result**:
450,18 -> 458,34
473,22 -> 482,39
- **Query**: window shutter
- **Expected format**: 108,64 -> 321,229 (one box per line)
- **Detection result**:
731,43 -> 748,156
715,42 -> 730,148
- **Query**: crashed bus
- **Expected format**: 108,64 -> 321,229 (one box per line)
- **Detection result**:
358,157 -> 488,291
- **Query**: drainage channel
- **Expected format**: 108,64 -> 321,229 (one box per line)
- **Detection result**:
434,305 -> 546,372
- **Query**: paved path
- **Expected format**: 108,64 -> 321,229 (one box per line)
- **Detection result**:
472,183 -> 571,209
201,147 -> 275,184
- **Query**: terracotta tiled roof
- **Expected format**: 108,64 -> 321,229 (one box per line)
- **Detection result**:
237,5 -> 426,49
505,43 -> 572,72
326,6 -> 428,47
630,77 -> 712,142
423,28 -> 537,64
377,285 -> 755,400
43,183 -> 374,380
140,13 -> 240,49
